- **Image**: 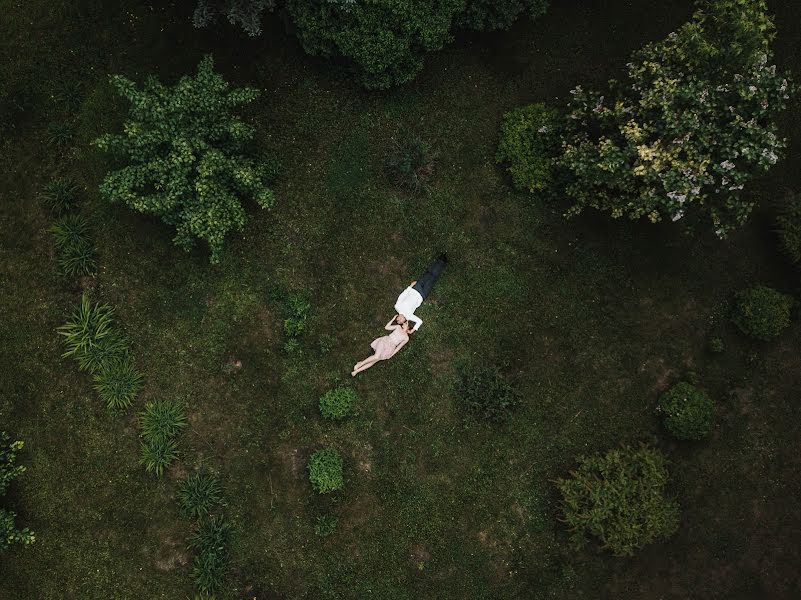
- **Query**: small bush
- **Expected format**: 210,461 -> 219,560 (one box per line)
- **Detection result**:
555,444 -> 680,557
140,438 -> 179,477
775,192 -> 801,265
657,382 -> 715,440
139,400 -> 187,443
53,80 -> 84,113
454,366 -> 520,422
179,472 -> 223,519
58,295 -> 129,374
283,292 -> 311,339
707,336 -> 724,354
47,121 -> 75,148
50,214 -> 97,276
731,285 -> 793,341
41,178 -> 79,214
1,508 -> 35,552
0,432 -> 25,496
496,103 -> 560,192
308,448 -> 344,494
92,357 -> 144,412
319,386 -> 357,420
385,134 -> 436,195
314,514 -> 338,538
188,515 -> 231,594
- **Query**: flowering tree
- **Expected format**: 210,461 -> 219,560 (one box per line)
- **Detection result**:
557,0 -> 792,237
92,55 -> 277,264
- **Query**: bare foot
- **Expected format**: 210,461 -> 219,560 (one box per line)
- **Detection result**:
351,371 -> 357,377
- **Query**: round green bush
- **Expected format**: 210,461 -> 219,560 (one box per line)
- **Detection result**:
657,382 -> 715,440
496,103 -> 560,192
308,448 -> 344,494
319,386 -> 357,420
731,285 -> 793,341
555,444 -> 680,557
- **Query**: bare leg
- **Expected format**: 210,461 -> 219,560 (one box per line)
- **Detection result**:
352,356 -> 381,376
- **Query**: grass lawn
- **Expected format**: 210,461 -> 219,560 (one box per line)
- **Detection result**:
1,0 -> 801,598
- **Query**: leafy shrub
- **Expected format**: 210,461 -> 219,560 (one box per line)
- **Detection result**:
385,134 -> 436,195
556,0 -> 792,237
193,0 -> 275,36
775,192 -> 801,265
92,357 -> 144,412
41,178 -> 79,214
283,293 -> 311,338
1,508 -> 35,552
57,295 -> 129,374
457,0 -> 548,31
140,438 -> 179,477
47,121 -> 75,148
497,103 -> 560,192
92,54 -> 277,264
731,285 -> 793,340
282,338 -> 301,355
657,382 -> 715,440
0,432 -> 25,496
454,366 -> 520,422
50,214 -> 97,276
319,386 -> 357,420
139,400 -> 187,476
555,444 -> 680,557
188,515 -> 231,594
314,514 -> 338,537
707,336 -> 725,354
318,333 -> 335,355
308,448 -> 344,494
179,472 -> 223,519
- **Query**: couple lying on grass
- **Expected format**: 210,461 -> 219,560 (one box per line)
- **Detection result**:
352,254 -> 447,376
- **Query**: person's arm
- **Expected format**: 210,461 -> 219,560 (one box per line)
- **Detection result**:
385,316 -> 399,330
407,313 -> 422,331
388,337 -> 408,358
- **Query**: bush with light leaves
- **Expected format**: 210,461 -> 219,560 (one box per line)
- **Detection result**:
556,0 -> 792,237
92,54 -> 277,264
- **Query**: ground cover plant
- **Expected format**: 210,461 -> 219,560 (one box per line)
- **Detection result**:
731,284 -> 794,340
0,433 -> 34,552
2,0 -> 801,598
657,381 -> 715,440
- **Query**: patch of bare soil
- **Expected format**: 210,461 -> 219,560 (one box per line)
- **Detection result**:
152,535 -> 189,572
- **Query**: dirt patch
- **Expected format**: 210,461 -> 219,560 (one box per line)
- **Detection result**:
639,356 -> 676,393
410,544 -> 432,571
152,535 -> 189,572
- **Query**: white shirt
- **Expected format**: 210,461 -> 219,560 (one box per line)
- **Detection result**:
394,286 -> 423,331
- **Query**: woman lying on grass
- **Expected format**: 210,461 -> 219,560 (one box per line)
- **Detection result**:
352,315 -> 413,376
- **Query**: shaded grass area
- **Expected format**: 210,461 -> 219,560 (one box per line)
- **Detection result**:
1,0 -> 801,598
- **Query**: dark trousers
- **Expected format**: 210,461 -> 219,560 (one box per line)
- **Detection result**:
412,257 -> 447,300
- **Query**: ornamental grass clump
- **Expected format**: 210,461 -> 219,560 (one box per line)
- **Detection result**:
554,0 -> 793,237
57,294 -> 129,374
92,54 -> 277,264
92,357 -> 144,412
731,285 -> 793,341
555,444 -> 680,557
50,214 -> 97,276
41,178 -> 79,214
657,382 -> 715,440
308,448 -> 344,494
497,103 -> 560,192
179,472 -> 223,519
138,400 -> 187,476
188,515 -> 231,594
319,386 -> 357,420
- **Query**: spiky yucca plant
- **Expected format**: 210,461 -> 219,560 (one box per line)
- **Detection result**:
178,472 -> 223,519
41,178 -> 79,214
47,122 -> 75,148
92,357 -> 144,412
57,295 -> 128,373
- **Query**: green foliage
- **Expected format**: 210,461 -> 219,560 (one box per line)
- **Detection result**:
731,285 -> 793,340
314,514 -> 338,538
308,448 -> 344,494
188,515 -> 231,594
287,0 -> 465,90
41,178 -> 79,214
556,0 -> 792,237
57,295 -> 129,374
319,386 -> 357,420
91,54 -> 276,264
50,214 -> 97,276
458,0 -> 548,31
657,382 -> 715,440
708,336 -> 725,354
91,357 -> 144,412
47,121 -> 75,148
454,366 -> 520,422
775,192 -> 801,265
0,433 -> 25,496
385,134 -> 436,195
53,80 -> 84,113
497,103 -> 560,192
192,0 -> 275,36
318,333 -> 335,355
138,400 -> 187,476
0,509 -> 35,552
179,472 -> 223,519
555,444 -> 680,557
282,292 -> 311,339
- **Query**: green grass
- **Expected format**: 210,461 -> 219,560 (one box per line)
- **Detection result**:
1,0 -> 801,599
